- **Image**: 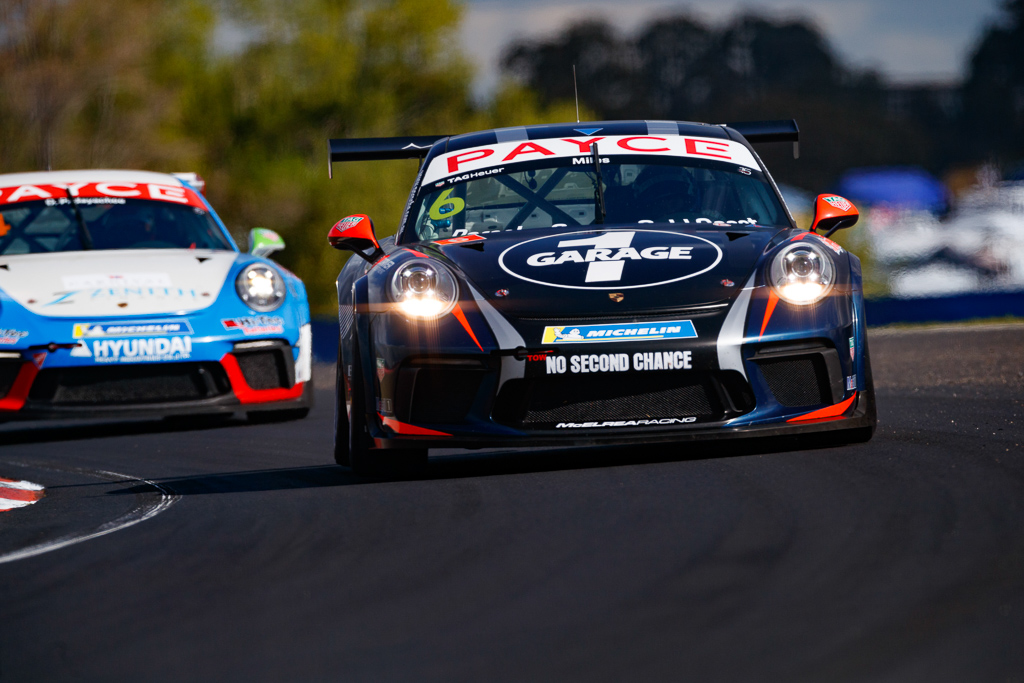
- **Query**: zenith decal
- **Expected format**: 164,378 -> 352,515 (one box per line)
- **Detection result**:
555,417 -> 697,428
221,316 -> 284,335
44,287 -> 201,306
542,319 -> 697,344
500,230 -> 722,290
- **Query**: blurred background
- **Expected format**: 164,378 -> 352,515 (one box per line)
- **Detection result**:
2,0 -> 1023,318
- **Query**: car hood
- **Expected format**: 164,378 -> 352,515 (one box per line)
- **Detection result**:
0,249 -> 238,317
425,226 -> 779,318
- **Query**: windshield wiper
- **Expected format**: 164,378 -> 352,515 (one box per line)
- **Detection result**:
64,187 -> 94,250
590,141 -> 606,224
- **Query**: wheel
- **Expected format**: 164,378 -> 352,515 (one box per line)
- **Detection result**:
341,338 -> 427,476
333,342 -> 351,466
341,338 -> 375,473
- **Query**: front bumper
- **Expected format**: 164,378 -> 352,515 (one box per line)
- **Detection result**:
0,326 -> 312,422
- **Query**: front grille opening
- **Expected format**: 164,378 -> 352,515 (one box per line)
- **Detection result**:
493,373 -> 732,429
0,360 -> 22,399
757,355 -> 832,407
395,365 -> 488,424
236,350 -> 290,390
27,363 -> 231,406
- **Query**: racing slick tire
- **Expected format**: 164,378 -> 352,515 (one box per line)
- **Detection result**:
338,339 -> 426,476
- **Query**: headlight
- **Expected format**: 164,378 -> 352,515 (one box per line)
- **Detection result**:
389,260 -> 458,319
235,264 -> 286,312
768,242 -> 835,305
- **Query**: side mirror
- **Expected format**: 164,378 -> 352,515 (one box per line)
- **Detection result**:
328,214 -> 383,262
810,195 -> 859,237
249,227 -> 285,257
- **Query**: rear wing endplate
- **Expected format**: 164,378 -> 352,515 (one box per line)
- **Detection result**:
725,119 -> 800,158
328,135 -> 447,178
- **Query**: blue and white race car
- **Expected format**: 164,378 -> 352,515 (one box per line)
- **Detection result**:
0,170 -> 312,423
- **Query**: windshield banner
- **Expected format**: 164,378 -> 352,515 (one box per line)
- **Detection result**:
421,135 -> 760,185
0,182 -> 206,209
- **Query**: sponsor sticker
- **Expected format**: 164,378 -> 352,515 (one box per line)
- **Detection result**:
44,287 -> 201,307
816,234 -> 845,254
823,195 -> 853,212
0,182 -> 206,209
543,351 -> 693,374
434,234 -> 486,246
542,319 -> 697,344
421,135 -> 760,185
849,336 -> 855,360
83,336 -> 193,363
0,329 -> 28,344
846,375 -> 857,391
73,319 -> 193,338
555,417 -> 697,428
500,230 -> 722,290
221,316 -> 285,336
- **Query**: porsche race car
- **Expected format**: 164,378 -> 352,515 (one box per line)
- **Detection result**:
0,170 -> 312,423
326,119 -> 875,473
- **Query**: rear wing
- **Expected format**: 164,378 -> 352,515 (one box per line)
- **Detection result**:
725,119 -> 800,158
328,135 -> 447,178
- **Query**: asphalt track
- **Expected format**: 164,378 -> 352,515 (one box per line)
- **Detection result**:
1,324 -> 1022,682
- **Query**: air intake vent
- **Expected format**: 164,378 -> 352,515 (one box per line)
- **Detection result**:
752,341 -> 844,407
27,363 -> 230,406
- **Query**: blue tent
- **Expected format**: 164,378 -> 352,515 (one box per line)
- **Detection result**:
836,167 -> 948,213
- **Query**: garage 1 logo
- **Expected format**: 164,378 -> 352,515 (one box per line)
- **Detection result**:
498,230 -> 722,290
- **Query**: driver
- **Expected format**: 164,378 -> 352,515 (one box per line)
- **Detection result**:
632,165 -> 701,221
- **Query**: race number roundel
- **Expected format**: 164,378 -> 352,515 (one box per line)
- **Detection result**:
498,229 -> 723,290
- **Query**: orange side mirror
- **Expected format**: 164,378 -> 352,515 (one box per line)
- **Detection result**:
810,194 -> 859,236
328,214 -> 383,262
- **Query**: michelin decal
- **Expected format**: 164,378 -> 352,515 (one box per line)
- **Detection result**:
542,319 -> 697,344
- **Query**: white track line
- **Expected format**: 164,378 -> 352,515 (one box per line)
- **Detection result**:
0,478 -> 46,491
0,466 -> 180,566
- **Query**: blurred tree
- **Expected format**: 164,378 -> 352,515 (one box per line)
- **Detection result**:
962,0 -> 1024,165
0,0 -> 581,314
500,13 -> 935,192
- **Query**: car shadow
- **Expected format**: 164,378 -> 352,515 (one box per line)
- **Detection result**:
0,414 -> 249,446
104,431 -> 863,497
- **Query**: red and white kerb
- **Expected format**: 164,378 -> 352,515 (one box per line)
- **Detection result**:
0,477 -> 45,512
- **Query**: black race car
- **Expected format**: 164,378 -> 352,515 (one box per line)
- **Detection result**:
326,119 -> 875,473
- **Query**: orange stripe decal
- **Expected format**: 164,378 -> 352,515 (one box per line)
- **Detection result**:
379,414 -> 451,436
787,392 -> 857,423
759,290 -> 779,339
451,302 -> 483,351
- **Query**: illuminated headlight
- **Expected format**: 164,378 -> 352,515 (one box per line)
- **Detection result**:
768,242 -> 835,305
235,264 -> 286,311
389,260 -> 458,319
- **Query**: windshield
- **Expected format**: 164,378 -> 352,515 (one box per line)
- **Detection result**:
0,198 -> 232,255
408,151 -> 791,242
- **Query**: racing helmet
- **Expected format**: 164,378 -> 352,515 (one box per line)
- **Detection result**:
633,165 -> 701,219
